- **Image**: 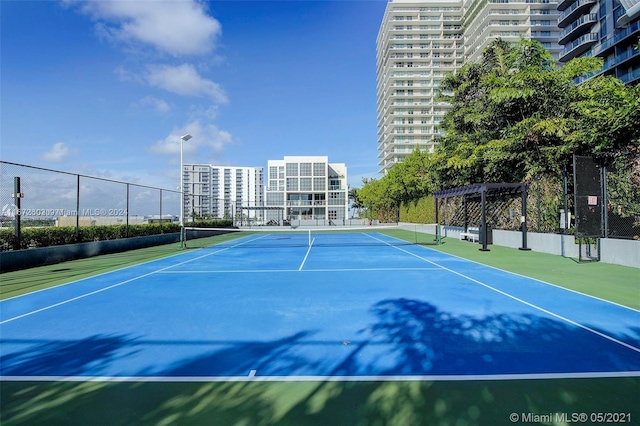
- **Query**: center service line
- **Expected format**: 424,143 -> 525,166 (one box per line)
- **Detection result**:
298,238 -> 314,271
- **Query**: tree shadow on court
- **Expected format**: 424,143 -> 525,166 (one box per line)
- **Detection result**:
157,330 -> 320,377
2,298 -> 639,425
349,298 -> 639,375
0,334 -> 137,377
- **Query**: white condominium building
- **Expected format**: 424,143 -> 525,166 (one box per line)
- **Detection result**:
376,0 -> 561,174
463,0 -> 561,63
182,164 -> 264,222
265,156 -> 348,225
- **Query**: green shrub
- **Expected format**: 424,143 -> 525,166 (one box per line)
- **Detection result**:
185,219 -> 233,228
399,195 -> 436,224
0,220 -> 235,251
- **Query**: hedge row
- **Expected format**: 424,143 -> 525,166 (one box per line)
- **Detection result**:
0,220 -> 232,251
399,195 -> 436,224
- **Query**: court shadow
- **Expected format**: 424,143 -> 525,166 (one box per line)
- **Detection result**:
0,334 -> 136,377
159,330 -> 318,377
353,298 -> 639,375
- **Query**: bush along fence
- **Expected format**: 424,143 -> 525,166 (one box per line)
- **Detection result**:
0,161 -> 238,252
0,220 -> 233,252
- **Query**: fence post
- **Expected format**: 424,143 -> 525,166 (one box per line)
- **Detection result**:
13,177 -> 21,250
519,188 -> 531,251
601,164 -> 608,238
159,189 -> 163,234
126,183 -> 130,238
536,175 -> 541,232
479,188 -> 489,251
76,175 -> 80,241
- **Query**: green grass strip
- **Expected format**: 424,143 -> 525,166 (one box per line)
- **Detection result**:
0,243 -> 182,300
2,377 -> 638,425
380,230 -> 640,311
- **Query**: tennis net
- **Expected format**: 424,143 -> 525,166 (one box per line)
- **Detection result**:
183,224 -> 439,249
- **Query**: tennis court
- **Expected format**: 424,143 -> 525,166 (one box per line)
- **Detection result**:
1,228 -> 639,383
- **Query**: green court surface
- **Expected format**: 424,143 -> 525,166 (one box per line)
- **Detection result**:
1,230 -> 638,425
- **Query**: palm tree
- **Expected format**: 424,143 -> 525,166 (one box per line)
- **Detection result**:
349,187 -> 364,219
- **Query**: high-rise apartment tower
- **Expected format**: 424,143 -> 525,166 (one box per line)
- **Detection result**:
559,0 -> 639,83
182,164 -> 264,222
376,0 -> 562,174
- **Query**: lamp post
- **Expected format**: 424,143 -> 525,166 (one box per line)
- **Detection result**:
180,133 -> 192,249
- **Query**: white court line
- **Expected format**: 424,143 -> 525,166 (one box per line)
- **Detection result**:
365,233 -> 640,354
298,238 -> 314,271
157,267 -> 442,274
0,238 -> 264,325
426,244 -> 640,314
1,370 -> 638,383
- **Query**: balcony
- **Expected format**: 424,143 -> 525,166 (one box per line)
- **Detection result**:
619,67 -> 640,84
601,47 -> 640,73
558,0 -> 596,28
287,200 -> 326,207
593,21 -> 640,56
557,0 -> 574,11
559,13 -> 597,44
559,32 -> 598,62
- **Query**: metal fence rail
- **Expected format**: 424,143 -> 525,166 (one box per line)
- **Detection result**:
435,171 -> 639,241
1,161 -> 180,251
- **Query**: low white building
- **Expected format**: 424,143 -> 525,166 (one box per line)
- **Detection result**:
265,156 -> 348,225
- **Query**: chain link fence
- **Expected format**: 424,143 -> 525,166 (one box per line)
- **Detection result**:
1,161 -> 181,251
435,168 -> 639,240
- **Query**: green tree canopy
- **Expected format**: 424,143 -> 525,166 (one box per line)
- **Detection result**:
358,38 -> 639,223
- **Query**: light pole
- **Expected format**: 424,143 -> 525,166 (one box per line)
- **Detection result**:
180,133 -> 192,249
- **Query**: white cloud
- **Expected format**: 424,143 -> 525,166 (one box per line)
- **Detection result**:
41,142 -> 71,162
138,96 -> 171,113
145,64 -> 227,103
69,0 -> 221,56
148,121 -> 233,162
114,65 -> 144,84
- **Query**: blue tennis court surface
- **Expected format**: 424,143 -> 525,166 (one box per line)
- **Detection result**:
1,231 -> 639,381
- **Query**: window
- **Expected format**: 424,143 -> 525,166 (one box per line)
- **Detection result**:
286,163 -> 298,177
328,192 -> 346,205
300,178 -> 312,191
266,192 -> 283,206
300,162 -> 312,176
286,178 -> 298,191
313,162 -> 325,176
313,178 -> 325,191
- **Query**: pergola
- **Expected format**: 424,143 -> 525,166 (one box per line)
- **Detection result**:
433,183 -> 531,251
237,206 -> 285,226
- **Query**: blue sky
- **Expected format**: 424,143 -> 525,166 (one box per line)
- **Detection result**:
1,0 -> 388,191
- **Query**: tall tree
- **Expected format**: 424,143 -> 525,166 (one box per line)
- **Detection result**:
437,38 -> 603,183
